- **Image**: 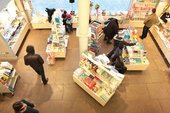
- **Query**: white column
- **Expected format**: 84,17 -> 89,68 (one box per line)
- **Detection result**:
77,0 -> 90,54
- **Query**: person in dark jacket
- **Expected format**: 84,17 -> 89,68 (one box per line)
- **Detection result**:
61,10 -> 68,32
103,18 -> 119,44
107,36 -> 136,62
13,99 -> 39,113
112,56 -> 127,74
24,45 -> 48,85
45,8 -> 56,23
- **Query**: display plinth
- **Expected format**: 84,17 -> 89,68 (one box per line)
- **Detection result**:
120,28 -> 149,70
73,52 -> 124,106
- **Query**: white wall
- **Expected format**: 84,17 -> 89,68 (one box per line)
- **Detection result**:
0,0 -> 11,11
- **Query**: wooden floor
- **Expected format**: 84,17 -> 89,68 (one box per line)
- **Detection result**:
1,29 -> 170,113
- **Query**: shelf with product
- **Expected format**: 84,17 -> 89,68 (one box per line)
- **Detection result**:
149,1 -> 170,67
119,27 -> 149,70
0,62 -> 19,95
73,51 -> 124,106
126,0 -> 158,27
90,20 -> 104,41
0,0 -> 30,60
150,24 -> 170,67
46,21 -> 69,59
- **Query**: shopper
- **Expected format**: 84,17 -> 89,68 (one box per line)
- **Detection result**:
61,10 -> 68,32
140,8 -> 158,39
103,18 -> 119,44
112,57 -> 127,74
45,8 -> 56,23
66,13 -> 73,33
24,45 -> 48,85
13,99 -> 39,113
107,36 -> 136,62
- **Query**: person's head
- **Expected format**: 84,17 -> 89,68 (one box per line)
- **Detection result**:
64,10 -> 67,14
12,101 -> 23,112
152,8 -> 156,13
26,45 -> 35,55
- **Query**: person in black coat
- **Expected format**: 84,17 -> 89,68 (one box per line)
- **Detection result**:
61,10 -> 67,32
24,45 -> 48,85
103,18 -> 119,44
107,36 -> 136,62
13,99 -> 39,113
112,56 -> 127,74
45,8 -> 56,23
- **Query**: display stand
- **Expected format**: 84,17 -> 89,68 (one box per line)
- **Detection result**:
46,22 -> 69,58
90,20 -> 104,40
127,0 -> 157,27
120,28 -> 149,70
0,0 -> 30,60
150,25 -> 170,67
0,62 -> 19,95
149,1 -> 170,67
73,51 -> 124,106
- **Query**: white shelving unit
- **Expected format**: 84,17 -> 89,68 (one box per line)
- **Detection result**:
73,52 -> 124,106
0,0 -> 30,60
126,0 -> 157,27
0,62 -> 19,94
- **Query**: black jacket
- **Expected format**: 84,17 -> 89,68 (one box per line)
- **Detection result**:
104,18 -> 119,39
114,38 -> 136,50
24,54 -> 44,72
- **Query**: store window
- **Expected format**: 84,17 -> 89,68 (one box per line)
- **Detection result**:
32,0 -> 130,16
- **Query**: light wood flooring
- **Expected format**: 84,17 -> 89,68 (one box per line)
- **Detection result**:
0,29 -> 170,113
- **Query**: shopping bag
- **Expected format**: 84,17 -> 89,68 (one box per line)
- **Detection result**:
47,53 -> 55,65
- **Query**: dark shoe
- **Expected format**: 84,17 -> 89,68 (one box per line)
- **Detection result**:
44,78 -> 48,85
140,36 -> 144,39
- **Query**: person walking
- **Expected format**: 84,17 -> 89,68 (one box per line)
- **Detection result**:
13,99 -> 39,113
140,8 -> 158,39
24,45 -> 48,85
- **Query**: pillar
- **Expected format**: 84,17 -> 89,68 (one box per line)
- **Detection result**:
77,0 -> 90,54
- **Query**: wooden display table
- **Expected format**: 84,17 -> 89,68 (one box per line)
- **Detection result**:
120,29 -> 150,70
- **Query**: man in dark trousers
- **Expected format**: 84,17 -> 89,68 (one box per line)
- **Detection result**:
61,10 -> 68,32
103,18 -> 119,44
24,45 -> 48,85
45,8 -> 56,23
140,8 -> 158,39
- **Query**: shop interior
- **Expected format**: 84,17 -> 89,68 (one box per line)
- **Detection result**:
0,0 -> 170,113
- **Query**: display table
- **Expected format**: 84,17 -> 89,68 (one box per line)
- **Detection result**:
73,51 -> 124,106
46,23 -> 69,58
120,29 -> 149,70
